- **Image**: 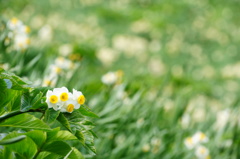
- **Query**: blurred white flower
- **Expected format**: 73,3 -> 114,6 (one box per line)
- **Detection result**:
96,48 -> 118,66
215,109 -> 230,130
180,113 -> 190,129
142,143 -> 150,152
7,18 -> 23,31
14,34 -> 30,51
184,137 -> 196,149
192,132 -> 209,144
59,44 -> 73,57
55,57 -> 74,70
38,25 -> 52,41
101,72 -> 118,85
195,145 -> 210,159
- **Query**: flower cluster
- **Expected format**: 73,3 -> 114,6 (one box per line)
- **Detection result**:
184,131 -> 210,159
5,17 -> 30,51
43,56 -> 78,87
101,70 -> 123,85
46,87 -> 85,113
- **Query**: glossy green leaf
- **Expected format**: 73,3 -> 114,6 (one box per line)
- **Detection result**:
36,151 -> 62,159
67,147 -> 84,159
0,113 -> 50,131
78,106 -> 99,118
44,109 -> 60,124
42,141 -> 72,156
57,113 -> 72,132
25,130 -> 46,147
47,130 -> 77,141
75,130 -> 85,145
3,132 -> 37,159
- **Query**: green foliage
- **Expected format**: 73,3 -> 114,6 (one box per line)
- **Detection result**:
0,70 -> 97,158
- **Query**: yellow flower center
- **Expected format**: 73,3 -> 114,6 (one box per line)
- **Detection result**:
200,148 -> 206,154
25,26 -> 30,33
67,104 -> 74,113
44,80 -> 51,86
26,39 -> 30,44
187,137 -> 193,144
60,92 -> 68,101
200,133 -> 206,141
55,67 -> 61,74
11,18 -> 18,24
77,95 -> 85,104
50,95 -> 58,103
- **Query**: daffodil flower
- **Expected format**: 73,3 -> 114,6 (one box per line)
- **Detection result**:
73,89 -> 85,105
60,96 -> 80,113
46,90 -> 63,110
195,145 -> 210,159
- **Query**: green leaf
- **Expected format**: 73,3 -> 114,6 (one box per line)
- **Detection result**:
79,106 -> 99,118
68,147 -> 84,159
0,70 -> 30,90
3,132 -> 37,159
57,113 -> 72,132
42,141 -> 72,156
0,113 -> 51,131
25,130 -> 46,148
75,130 -> 85,145
44,109 -> 60,124
36,152 -> 62,159
47,130 -> 77,141
0,135 -> 26,145
20,92 -> 32,112
0,147 -> 15,159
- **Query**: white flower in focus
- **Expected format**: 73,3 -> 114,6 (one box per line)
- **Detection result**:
60,94 -> 80,113
195,145 -> 210,159
46,89 -> 63,110
53,87 -> 70,102
72,89 -> 85,105
192,132 -> 209,144
101,72 -> 117,85
7,18 -> 23,31
14,34 -> 30,51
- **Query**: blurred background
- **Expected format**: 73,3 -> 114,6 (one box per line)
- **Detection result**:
1,0 -> 240,158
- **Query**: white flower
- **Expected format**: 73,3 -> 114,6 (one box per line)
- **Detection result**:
59,44 -> 73,56
38,25 -> 52,41
50,64 -> 62,75
46,90 -> 63,110
14,34 -> 30,51
101,72 -> 117,85
60,94 -> 80,113
17,25 -> 31,34
72,89 -> 85,105
195,145 -> 210,159
55,57 -> 74,70
53,87 -> 70,102
192,132 -> 209,144
184,137 -> 197,149
7,18 -> 23,31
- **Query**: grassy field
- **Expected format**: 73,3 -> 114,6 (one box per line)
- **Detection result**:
1,0 -> 240,158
